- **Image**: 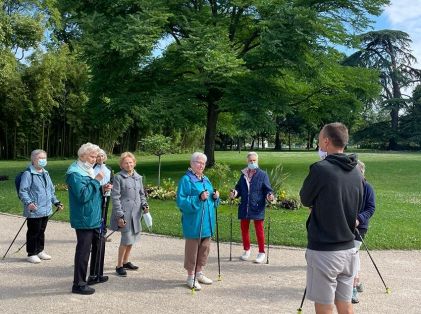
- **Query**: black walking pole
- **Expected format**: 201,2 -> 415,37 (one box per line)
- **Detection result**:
214,194 -> 221,281
105,229 -> 116,240
14,208 -> 60,254
356,229 -> 391,294
192,197 -> 206,295
297,288 -> 307,313
229,212 -> 233,262
2,218 -> 27,260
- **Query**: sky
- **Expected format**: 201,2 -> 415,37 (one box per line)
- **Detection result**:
374,0 -> 421,66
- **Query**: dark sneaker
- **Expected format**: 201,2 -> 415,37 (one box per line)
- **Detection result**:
116,266 -> 127,277
123,262 -> 139,270
87,275 -> 109,285
72,284 -> 95,295
352,287 -> 359,304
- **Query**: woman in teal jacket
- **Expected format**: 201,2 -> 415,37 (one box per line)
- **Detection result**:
66,143 -> 112,295
176,152 -> 219,291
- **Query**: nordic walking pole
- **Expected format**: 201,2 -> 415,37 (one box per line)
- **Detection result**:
214,190 -> 221,281
356,229 -> 391,294
3,218 -> 27,260
297,288 -> 307,313
266,216 -> 271,265
14,207 -> 61,254
105,229 -> 116,240
192,194 -> 206,295
229,212 -> 233,262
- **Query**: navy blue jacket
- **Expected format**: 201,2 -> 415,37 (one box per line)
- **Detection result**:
357,180 -> 375,231
235,168 -> 273,220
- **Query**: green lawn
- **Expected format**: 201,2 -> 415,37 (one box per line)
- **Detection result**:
1,151 -> 420,249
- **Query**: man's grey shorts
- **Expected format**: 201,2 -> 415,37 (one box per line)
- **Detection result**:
306,248 -> 357,304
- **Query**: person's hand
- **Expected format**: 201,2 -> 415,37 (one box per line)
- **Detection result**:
118,218 -> 126,228
267,193 -> 274,202
95,171 -> 104,182
213,190 -> 219,200
142,204 -> 149,213
356,219 -> 360,227
200,190 -> 209,201
229,189 -> 237,199
28,203 -> 37,211
55,202 -> 64,210
103,182 -> 113,193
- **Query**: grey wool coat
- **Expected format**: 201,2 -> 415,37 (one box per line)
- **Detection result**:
110,170 -> 148,234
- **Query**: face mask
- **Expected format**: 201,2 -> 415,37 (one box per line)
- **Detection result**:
38,159 -> 47,168
248,162 -> 258,170
318,148 -> 327,160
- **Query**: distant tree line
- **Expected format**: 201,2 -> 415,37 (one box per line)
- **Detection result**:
1,0 -> 420,162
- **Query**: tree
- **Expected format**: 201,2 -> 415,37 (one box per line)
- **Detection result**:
141,134 -> 172,186
344,30 -> 421,149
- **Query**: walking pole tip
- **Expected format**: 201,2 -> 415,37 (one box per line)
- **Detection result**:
386,287 -> 391,294
218,274 -> 222,281
297,308 -> 303,313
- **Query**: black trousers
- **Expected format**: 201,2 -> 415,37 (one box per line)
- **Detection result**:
74,229 -> 100,286
89,228 -> 106,277
26,216 -> 49,256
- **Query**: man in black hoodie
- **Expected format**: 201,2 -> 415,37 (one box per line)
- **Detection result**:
300,122 -> 363,314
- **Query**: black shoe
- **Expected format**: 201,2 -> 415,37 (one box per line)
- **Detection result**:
123,262 -> 139,270
87,275 -> 109,285
72,284 -> 95,295
116,266 -> 127,277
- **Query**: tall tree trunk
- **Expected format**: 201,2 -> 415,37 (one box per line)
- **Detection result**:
204,102 -> 219,167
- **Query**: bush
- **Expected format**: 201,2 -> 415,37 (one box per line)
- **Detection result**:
205,163 -> 237,200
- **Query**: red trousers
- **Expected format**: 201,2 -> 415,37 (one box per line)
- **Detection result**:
241,219 -> 265,253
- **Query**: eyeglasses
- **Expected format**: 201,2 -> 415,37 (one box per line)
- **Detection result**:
193,161 -> 206,166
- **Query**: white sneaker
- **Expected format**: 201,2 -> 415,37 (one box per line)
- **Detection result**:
240,249 -> 251,261
37,251 -> 51,260
254,252 -> 266,264
196,273 -> 213,285
27,255 -> 41,264
186,277 -> 202,290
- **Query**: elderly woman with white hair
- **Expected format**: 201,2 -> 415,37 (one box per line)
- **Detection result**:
18,149 -> 63,264
230,152 -> 274,264
66,143 -> 112,295
176,152 -> 220,291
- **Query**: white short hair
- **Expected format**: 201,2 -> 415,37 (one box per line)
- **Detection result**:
31,149 -> 47,162
190,152 -> 207,163
247,151 -> 258,160
77,142 -> 100,158
98,149 -> 108,161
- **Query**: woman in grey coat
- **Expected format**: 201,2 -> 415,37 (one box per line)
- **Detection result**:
111,152 -> 149,277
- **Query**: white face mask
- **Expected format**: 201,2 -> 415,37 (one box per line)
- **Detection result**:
318,148 -> 327,160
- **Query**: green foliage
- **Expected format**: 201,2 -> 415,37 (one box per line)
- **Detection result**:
267,164 -> 289,196
141,134 -> 172,157
205,163 -> 237,200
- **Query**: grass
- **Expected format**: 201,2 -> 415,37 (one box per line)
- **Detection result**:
1,151 -> 420,249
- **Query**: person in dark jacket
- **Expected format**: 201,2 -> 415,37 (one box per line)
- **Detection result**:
88,149 -> 113,284
300,122 -> 364,314
352,160 -> 376,304
19,149 -> 63,264
66,143 -> 112,295
230,152 -> 273,264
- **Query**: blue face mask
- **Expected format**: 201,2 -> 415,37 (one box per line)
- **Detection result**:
248,162 -> 258,170
38,159 -> 47,168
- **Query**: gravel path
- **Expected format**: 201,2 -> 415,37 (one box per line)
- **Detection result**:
1,213 -> 420,314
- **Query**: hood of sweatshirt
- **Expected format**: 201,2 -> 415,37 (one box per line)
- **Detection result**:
325,153 -> 358,171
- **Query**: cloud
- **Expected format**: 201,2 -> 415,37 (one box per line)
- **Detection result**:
382,0 -> 421,67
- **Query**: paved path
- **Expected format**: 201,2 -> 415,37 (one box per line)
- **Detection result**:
0,213 -> 420,314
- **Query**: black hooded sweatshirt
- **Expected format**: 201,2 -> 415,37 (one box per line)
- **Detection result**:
300,153 -> 364,251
